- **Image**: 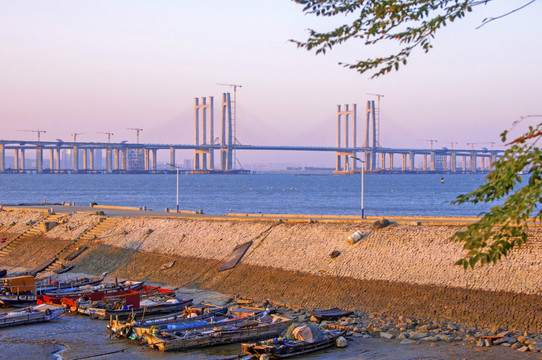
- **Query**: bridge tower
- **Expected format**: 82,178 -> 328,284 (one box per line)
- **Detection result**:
194,96 -> 214,170
334,104 -> 357,173
364,100 -> 378,171
221,93 -> 234,171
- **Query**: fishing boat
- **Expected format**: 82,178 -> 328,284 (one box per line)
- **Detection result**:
33,272 -> 108,294
143,314 -> 292,352
106,302 -> 229,339
87,291 -> 193,320
0,275 -> 38,307
241,325 -> 348,359
75,284 -> 177,316
0,304 -> 66,328
37,282 -> 144,309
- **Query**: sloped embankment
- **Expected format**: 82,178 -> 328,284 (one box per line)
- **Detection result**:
2,210 -> 542,332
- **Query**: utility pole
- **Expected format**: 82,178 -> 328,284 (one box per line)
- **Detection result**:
71,132 -> 85,143
127,128 -> 143,144
217,83 -> 243,169
367,93 -> 384,147
97,131 -> 114,143
17,129 -> 47,141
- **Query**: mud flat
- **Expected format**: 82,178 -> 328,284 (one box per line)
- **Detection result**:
1,208 -> 542,340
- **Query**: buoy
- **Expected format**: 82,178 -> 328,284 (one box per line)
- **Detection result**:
440,177 -> 444,183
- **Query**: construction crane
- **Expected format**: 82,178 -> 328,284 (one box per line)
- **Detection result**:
71,132 -> 85,143
367,93 -> 384,147
443,141 -> 459,149
468,142 -> 495,150
217,83 -> 243,169
127,128 -> 143,144
17,129 -> 46,141
418,139 -> 438,149
97,132 -> 114,144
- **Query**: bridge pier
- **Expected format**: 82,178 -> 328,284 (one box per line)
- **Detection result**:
20,149 -> 25,172
49,149 -> 54,172
121,149 -> 127,171
490,153 -> 496,170
422,154 -> 427,172
0,144 -> 4,173
72,146 -> 78,173
14,149 -> 19,172
170,147 -> 175,171
36,146 -> 43,173
152,149 -> 157,171
401,154 -> 407,171
144,148 -> 149,171
113,149 -> 119,171
56,148 -> 60,172
106,147 -> 112,173
82,149 -> 88,171
470,152 -> 476,172
89,149 -> 94,171
409,151 -> 414,171
451,152 -> 456,172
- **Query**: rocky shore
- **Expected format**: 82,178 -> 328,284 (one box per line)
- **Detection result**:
1,207 -> 542,356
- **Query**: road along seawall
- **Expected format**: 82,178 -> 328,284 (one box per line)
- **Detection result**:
1,209 -> 542,332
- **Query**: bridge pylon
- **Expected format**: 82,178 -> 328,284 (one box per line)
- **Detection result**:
194,96 -> 214,170
334,104 -> 357,174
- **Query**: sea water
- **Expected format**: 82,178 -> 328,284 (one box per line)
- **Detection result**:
0,173 -> 498,217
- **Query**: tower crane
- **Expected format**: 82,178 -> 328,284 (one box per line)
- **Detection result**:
71,132 -> 85,143
217,82 -> 243,169
418,139 -> 438,149
467,142 -> 495,150
127,128 -> 143,144
367,93 -> 384,147
17,129 -> 46,141
443,141 -> 458,149
97,132 -> 114,144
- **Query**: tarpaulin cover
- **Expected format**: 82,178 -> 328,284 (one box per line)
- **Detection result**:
292,324 -> 323,343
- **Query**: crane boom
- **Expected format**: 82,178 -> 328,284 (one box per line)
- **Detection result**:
17,129 -> 46,141
127,128 -> 143,144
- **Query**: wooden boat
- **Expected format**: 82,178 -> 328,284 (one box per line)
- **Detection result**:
37,282 -> 144,310
308,308 -> 353,320
88,292 -> 193,320
0,275 -> 38,307
106,303 -> 229,340
75,284 -> 175,316
143,314 -> 293,352
0,304 -> 66,328
241,325 -> 347,359
34,272 -> 108,294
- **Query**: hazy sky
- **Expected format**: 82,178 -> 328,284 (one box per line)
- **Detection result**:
1,1 -> 541,167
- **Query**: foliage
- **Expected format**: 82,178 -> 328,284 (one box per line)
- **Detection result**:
291,0 -> 493,78
451,124 -> 542,268
292,0 -> 540,268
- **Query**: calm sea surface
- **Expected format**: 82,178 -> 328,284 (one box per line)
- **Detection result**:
0,173 -> 497,217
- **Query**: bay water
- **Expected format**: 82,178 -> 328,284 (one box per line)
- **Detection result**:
0,173 -> 497,217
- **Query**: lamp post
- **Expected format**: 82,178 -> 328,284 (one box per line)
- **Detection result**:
165,163 -> 180,212
350,155 -> 365,219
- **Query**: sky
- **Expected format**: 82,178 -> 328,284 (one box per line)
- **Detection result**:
1,0 -> 541,168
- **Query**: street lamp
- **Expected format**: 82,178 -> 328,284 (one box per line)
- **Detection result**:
165,163 -> 180,212
350,155 -> 365,219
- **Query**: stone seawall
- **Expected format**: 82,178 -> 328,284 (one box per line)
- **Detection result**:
1,209 -> 542,332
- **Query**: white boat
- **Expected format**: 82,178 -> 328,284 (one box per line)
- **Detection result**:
0,304 -> 65,328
